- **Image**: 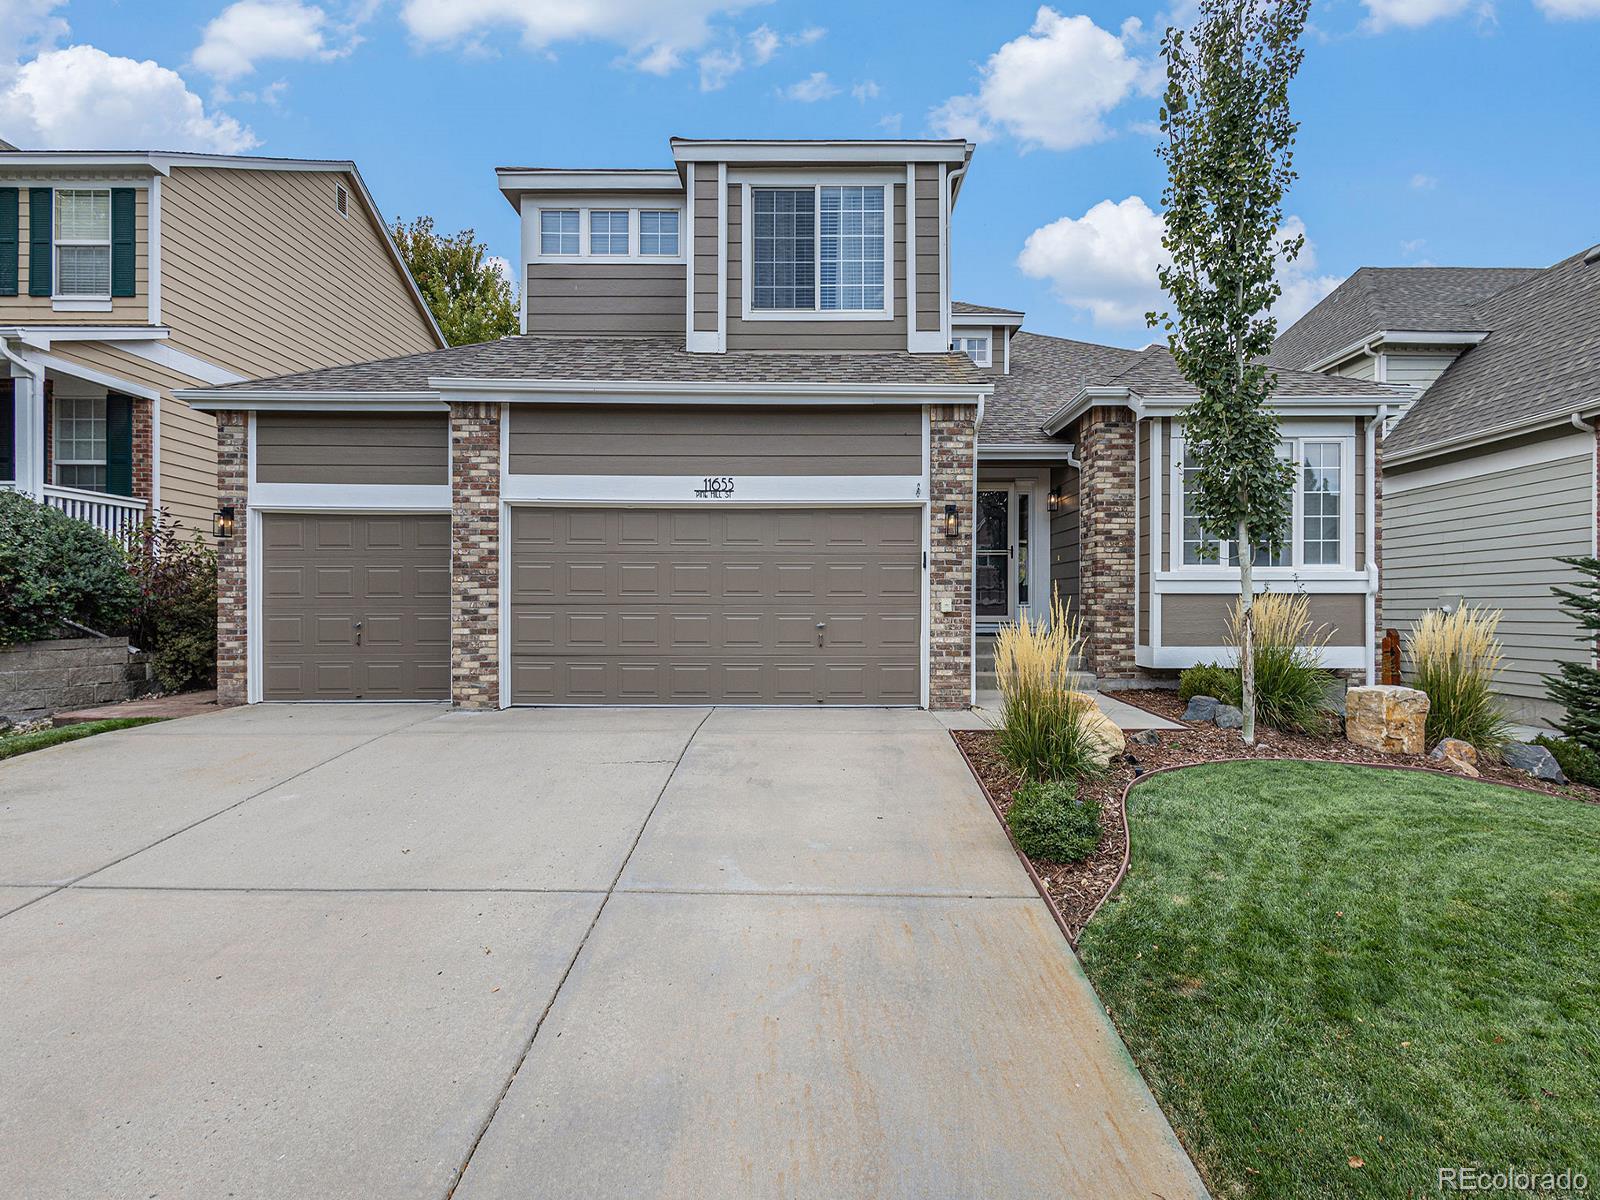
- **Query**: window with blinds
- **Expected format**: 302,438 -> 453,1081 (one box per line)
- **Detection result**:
55,189 -> 112,298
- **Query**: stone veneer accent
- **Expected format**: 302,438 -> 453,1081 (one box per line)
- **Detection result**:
450,402 -> 501,709
928,403 -> 977,710
215,410 -> 249,706
1076,406 -> 1137,684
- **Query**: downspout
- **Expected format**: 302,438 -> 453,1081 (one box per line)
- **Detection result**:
944,159 -> 969,352
1366,403 -> 1385,685
1575,411 -> 1598,560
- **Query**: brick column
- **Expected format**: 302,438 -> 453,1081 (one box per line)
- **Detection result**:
132,397 -> 154,507
450,402 -> 501,710
215,410 -> 249,705
928,403 -> 977,710
1076,406 -> 1137,684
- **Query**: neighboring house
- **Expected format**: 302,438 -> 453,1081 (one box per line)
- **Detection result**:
0,149 -> 444,542
1274,249 -> 1600,725
182,137 -> 1399,711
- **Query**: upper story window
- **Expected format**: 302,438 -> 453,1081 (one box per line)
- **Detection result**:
750,183 -> 886,314
54,394 -> 107,491
589,210 -> 629,255
639,210 -> 679,256
540,209 -> 580,255
952,335 -> 991,366
55,189 -> 111,298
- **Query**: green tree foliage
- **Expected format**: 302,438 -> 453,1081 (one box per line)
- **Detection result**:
1149,0 -> 1310,745
0,491 -> 137,645
1545,555 -> 1600,752
391,215 -> 518,347
125,515 -> 218,692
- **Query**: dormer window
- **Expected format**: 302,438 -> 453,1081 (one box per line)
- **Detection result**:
749,183 -> 887,315
952,335 -> 991,366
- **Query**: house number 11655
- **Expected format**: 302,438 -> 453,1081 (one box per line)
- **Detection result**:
695,477 -> 735,498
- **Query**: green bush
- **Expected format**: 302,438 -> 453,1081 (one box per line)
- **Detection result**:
1006,779 -> 1103,863
125,516 -> 218,693
1534,735 -> 1600,787
1228,592 -> 1336,734
0,491 -> 137,645
1179,662 -> 1240,705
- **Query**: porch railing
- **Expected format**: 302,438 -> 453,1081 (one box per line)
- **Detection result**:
40,484 -> 148,541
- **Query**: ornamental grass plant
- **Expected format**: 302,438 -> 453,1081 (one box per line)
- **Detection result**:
993,591 -> 1102,782
1406,605 -> 1511,754
1226,591 -> 1334,734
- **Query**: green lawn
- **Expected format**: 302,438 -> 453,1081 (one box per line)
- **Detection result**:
0,717 -> 165,760
1077,761 -> 1600,1198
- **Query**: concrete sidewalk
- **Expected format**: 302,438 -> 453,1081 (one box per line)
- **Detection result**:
1,704 -> 1206,1200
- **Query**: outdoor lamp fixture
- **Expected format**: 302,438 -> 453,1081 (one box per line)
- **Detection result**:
943,503 -> 960,539
212,505 -> 236,539
1047,488 -> 1061,513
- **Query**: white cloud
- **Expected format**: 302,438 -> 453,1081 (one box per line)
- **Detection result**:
1361,0 -> 1483,30
878,112 -> 903,135
1534,0 -> 1600,16
1017,196 -> 1339,330
0,44 -> 256,151
697,23 -> 825,91
0,0 -> 68,68
851,79 -> 880,103
193,0 -> 347,80
781,70 -> 838,102
928,7 -> 1157,151
399,0 -> 763,75
746,24 -> 780,63
1409,172 -> 1437,189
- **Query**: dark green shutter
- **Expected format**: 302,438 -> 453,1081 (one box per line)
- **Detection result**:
106,394 -> 133,497
0,188 -> 17,296
0,381 -> 14,483
27,187 -> 50,297
110,188 -> 135,297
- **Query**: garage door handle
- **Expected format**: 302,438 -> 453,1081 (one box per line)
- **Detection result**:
816,621 -> 826,647
354,620 -> 362,647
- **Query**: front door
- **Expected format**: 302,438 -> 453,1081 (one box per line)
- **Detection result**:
976,488 -> 1014,620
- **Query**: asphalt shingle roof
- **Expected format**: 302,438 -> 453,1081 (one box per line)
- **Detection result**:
1270,266 -> 1539,370
1386,247 -> 1600,455
952,300 -> 1024,317
199,335 -> 990,394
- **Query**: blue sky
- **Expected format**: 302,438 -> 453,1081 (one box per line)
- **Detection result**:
2,0 -> 1594,347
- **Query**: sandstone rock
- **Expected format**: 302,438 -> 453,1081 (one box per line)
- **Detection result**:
1071,692 -> 1127,768
1183,696 -> 1220,723
1500,741 -> 1566,784
1214,704 -> 1244,730
1345,685 -> 1430,756
1428,737 -> 1480,777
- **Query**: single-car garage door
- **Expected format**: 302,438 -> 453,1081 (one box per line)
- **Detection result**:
261,513 -> 450,700
509,507 -> 922,705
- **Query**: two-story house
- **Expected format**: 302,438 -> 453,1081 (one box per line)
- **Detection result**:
1,149 -> 444,543
184,137 -> 1400,711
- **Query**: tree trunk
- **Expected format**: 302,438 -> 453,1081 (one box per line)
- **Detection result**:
1237,517 -> 1256,746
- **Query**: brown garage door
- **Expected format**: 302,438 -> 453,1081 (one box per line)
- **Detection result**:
260,513 -> 450,700
509,507 -> 922,705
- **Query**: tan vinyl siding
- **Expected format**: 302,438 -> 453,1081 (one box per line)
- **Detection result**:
1050,464 -> 1080,616
1162,592 -> 1366,647
508,405 -> 921,476
724,180 -> 908,351
1138,420 -> 1151,644
255,413 -> 448,485
42,341 -> 216,538
913,165 -> 940,333
1383,432 -> 1593,720
693,171 -> 719,333
1383,347 -> 1462,393
524,262 -> 685,336
159,166 -> 438,379
0,183 -> 149,324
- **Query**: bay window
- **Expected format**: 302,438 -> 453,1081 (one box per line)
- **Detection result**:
750,183 -> 887,314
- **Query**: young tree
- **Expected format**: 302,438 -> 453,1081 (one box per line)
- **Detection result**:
1546,556 -> 1600,752
1148,0 -> 1311,745
391,216 -> 518,347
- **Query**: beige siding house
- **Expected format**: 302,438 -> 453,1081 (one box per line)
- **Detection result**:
1,150 -> 443,541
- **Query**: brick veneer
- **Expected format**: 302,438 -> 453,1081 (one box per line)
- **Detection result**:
132,398 -> 153,505
1076,406 -> 1138,684
928,403 -> 977,710
450,402 -> 501,709
215,410 -> 249,706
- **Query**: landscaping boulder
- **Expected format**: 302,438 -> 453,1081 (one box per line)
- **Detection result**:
1345,685 -> 1429,756
1214,704 -> 1244,730
1428,737 -> 1480,777
1183,695 -> 1221,723
1500,741 -> 1567,784
1130,728 -> 1161,746
1072,692 -> 1127,768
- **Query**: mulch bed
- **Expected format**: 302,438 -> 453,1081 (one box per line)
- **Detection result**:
954,688 -> 1600,943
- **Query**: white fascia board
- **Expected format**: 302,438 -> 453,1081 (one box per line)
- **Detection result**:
0,325 -> 171,348
1386,400 -> 1600,467
951,313 -> 1024,329
1041,386 -> 1137,435
431,378 -> 993,403
671,139 -> 973,165
1139,393 -> 1403,417
978,443 -> 1075,460
31,350 -> 161,401
0,153 -> 165,175
1301,329 -> 1488,374
120,340 -> 246,386
496,169 -> 682,209
179,389 -> 447,412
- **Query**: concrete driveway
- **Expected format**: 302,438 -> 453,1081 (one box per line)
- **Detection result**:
0,704 -> 1205,1200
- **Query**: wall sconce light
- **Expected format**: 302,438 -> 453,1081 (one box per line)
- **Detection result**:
1047,488 -> 1061,513
943,503 -> 960,539
212,505 -> 236,539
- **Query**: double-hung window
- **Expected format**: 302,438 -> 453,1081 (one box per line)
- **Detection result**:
54,395 -> 107,491
952,335 -> 991,366
55,189 -> 111,298
751,183 -> 886,313
589,210 -> 629,255
639,210 -> 678,256
540,209 -> 579,255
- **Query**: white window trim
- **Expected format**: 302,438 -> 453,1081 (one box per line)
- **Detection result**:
952,335 -> 991,366
738,176 -> 896,323
53,187 -> 114,303
530,203 -> 686,264
1166,428 -> 1357,578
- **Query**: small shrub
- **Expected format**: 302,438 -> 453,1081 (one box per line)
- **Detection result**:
1227,591 -> 1335,733
1007,779 -> 1103,863
1534,735 -> 1600,787
1407,605 -> 1510,753
1179,662 -> 1240,705
0,491 -> 137,645
125,516 -> 218,692
994,591 -> 1102,781
1544,555 -> 1600,754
